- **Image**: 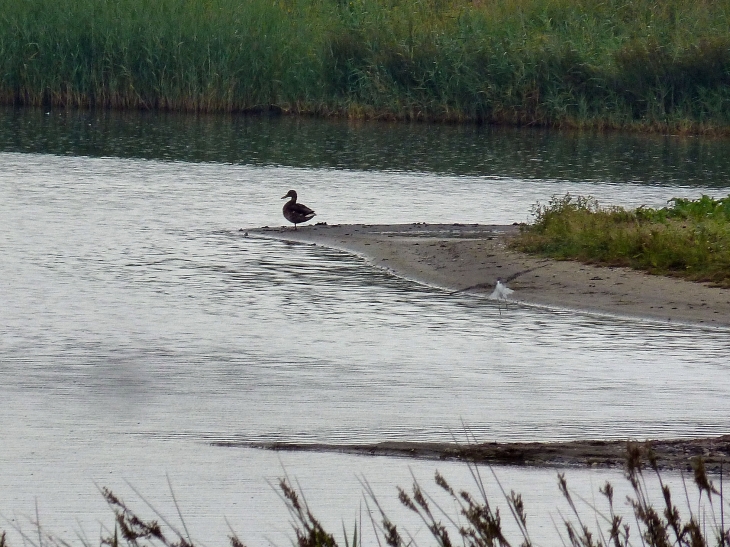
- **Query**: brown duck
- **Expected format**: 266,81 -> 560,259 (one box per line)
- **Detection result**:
281,190 -> 316,229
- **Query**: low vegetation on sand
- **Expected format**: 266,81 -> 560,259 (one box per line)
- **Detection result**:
512,194 -> 730,287
2,444 -> 728,547
2,0 -> 730,131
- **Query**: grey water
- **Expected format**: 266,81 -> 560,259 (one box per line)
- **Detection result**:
1,108 -> 730,545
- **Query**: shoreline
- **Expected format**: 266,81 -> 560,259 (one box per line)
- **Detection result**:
246,223 -> 730,327
241,222 -> 730,471
216,436 -> 730,473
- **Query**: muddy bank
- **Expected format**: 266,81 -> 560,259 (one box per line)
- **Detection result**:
245,223 -> 730,327
216,436 -> 730,473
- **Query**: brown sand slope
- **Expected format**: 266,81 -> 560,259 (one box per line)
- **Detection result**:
247,223 -> 730,327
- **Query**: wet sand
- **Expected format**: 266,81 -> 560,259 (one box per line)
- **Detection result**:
243,223 -> 730,470
217,436 -> 730,472
247,222 -> 730,327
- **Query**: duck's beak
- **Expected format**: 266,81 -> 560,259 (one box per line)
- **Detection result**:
281,194 -> 287,199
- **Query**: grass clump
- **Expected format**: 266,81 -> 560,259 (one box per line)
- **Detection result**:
512,194 -> 730,287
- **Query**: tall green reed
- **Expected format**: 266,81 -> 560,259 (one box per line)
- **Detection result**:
2,0 -> 730,129
0,0 -> 332,111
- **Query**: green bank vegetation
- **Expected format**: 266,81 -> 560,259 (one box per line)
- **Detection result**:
2,445 -> 729,547
512,194 -> 730,287
2,0 -> 730,130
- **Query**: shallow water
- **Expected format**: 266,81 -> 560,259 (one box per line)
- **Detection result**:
1,110 -> 730,545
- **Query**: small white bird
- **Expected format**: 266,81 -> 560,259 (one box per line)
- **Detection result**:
489,278 -> 514,301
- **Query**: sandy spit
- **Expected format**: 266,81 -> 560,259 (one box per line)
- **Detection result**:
246,222 -> 730,328
243,222 -> 730,470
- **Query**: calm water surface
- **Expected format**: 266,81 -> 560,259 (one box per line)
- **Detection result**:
1,108 -> 730,545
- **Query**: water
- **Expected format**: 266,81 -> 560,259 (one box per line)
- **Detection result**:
1,108 -> 730,545
3,108 -> 730,185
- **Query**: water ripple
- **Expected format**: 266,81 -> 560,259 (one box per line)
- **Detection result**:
3,141 -> 730,546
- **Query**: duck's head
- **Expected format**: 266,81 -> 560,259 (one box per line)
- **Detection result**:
281,189 -> 297,200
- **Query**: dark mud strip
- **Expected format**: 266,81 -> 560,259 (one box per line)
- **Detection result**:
213,437 -> 730,473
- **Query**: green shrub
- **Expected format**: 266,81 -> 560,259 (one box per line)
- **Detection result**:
513,194 -> 730,285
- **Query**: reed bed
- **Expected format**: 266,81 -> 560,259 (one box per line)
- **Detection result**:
512,194 -> 730,287
2,444 -> 728,547
2,0 -> 730,130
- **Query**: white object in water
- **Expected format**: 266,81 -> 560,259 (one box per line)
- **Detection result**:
489,279 -> 514,300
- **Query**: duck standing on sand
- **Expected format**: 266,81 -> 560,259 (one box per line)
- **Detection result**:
281,190 -> 316,229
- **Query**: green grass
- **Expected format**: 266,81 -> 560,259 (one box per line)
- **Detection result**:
512,194 -> 730,287
2,0 -> 730,130
0,0 -> 328,111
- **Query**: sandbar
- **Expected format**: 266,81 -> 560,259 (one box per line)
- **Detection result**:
242,222 -> 730,470
247,222 -> 730,327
